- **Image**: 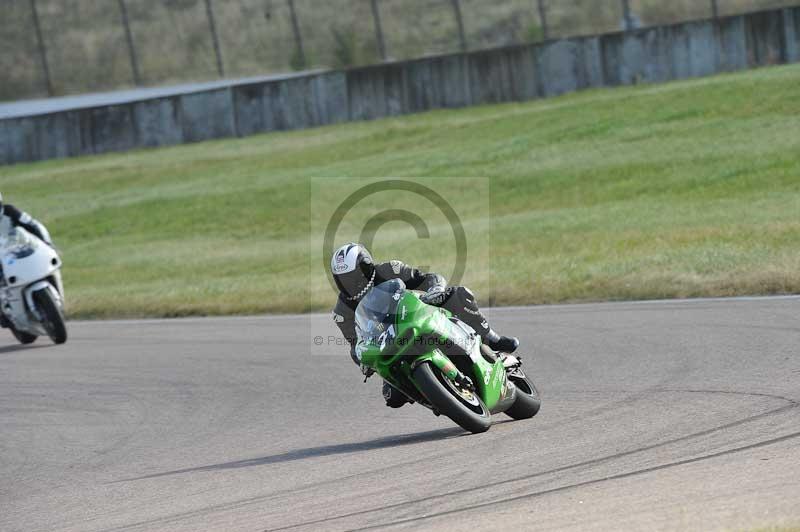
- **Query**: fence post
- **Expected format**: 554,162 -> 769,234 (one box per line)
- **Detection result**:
536,0 -> 549,40
370,0 -> 387,61
710,0 -> 719,19
118,0 -> 141,85
204,0 -> 225,77
287,0 -> 306,68
621,0 -> 634,31
29,0 -> 53,96
450,0 -> 467,52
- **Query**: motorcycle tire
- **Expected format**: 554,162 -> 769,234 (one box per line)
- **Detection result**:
11,327 -> 37,345
413,362 -> 491,434
32,289 -> 67,345
504,372 -> 541,420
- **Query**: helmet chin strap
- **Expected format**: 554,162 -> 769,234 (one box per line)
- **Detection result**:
349,269 -> 376,302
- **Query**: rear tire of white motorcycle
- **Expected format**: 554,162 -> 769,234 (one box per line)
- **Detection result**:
11,328 -> 37,344
32,289 -> 67,345
413,362 -> 491,434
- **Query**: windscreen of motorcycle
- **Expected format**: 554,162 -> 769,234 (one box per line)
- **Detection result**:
0,226 -> 38,260
354,279 -> 406,347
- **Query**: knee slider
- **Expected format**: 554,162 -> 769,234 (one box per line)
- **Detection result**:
459,286 -> 475,300
452,286 -> 479,312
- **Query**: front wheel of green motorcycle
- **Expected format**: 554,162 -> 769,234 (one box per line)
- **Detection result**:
504,373 -> 541,420
413,362 -> 491,434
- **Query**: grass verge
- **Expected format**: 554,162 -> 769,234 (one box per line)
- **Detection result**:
2,64 -> 799,318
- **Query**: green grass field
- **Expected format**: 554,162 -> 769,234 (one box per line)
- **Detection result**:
2,64 -> 799,318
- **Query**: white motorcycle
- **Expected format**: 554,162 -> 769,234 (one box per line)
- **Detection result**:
0,225 -> 67,345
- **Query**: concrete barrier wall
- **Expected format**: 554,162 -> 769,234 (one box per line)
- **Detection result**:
2,6 -> 799,166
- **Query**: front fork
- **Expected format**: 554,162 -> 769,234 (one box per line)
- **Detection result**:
23,281 -> 60,322
412,348 -> 514,412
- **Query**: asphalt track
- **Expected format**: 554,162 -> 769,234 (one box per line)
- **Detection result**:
2,297 -> 799,531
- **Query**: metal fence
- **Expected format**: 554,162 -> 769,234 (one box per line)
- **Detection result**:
1,0 -> 798,102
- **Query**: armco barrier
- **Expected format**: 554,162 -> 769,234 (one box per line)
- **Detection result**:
1,6 -> 799,166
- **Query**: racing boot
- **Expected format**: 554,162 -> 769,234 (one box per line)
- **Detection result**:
484,330 -> 519,354
383,381 -> 412,409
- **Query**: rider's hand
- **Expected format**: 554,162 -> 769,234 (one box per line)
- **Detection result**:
420,286 -> 447,306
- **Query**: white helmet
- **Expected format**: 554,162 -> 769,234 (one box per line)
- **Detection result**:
331,243 -> 376,301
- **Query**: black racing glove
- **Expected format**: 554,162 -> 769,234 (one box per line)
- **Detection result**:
420,286 -> 447,306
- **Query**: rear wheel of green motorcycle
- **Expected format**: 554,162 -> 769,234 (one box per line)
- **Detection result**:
504,373 -> 541,420
413,362 -> 491,434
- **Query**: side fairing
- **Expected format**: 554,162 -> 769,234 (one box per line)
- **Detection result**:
359,293 -> 446,373
357,291 -> 510,410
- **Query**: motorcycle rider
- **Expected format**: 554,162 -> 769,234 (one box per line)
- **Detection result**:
330,242 -> 519,408
0,193 -> 54,327
0,194 -> 53,248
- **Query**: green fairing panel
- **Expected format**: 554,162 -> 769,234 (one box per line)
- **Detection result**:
358,291 -> 444,371
356,281 -> 509,409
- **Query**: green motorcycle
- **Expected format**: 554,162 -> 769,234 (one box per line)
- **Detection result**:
355,279 -> 541,434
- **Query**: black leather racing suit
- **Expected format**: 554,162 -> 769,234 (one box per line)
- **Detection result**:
331,260 -> 493,366
0,204 -> 52,246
